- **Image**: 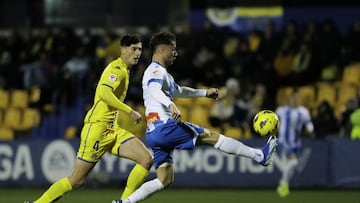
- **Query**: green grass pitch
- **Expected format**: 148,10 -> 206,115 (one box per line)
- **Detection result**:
2,187 -> 359,203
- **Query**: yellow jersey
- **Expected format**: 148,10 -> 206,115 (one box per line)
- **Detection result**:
84,57 -> 131,124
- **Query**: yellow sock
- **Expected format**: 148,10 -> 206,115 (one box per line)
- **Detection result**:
35,177 -> 73,203
121,164 -> 149,199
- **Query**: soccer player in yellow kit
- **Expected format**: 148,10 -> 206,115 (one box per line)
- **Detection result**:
25,34 -> 153,203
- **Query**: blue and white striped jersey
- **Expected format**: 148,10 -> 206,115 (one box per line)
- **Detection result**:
275,105 -> 314,149
142,62 -> 206,130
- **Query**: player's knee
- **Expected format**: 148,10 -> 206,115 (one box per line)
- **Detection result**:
210,131 -> 220,138
140,155 -> 153,170
203,129 -> 219,138
199,130 -> 220,145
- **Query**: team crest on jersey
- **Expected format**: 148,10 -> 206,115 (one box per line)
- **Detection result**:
108,73 -> 117,82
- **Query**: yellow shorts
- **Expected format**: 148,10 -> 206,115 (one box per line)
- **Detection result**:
77,122 -> 135,163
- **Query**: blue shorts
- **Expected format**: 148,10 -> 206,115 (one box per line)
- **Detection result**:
145,119 -> 204,168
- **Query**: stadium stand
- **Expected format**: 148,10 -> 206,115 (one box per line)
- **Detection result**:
223,125 -> 242,139
3,108 -> 22,130
0,127 -> 14,141
0,89 -> 9,109
316,82 -> 337,108
64,126 -> 78,140
189,105 -> 211,128
341,63 -> 360,86
21,107 -> 41,130
10,89 -> 28,109
298,85 -> 316,114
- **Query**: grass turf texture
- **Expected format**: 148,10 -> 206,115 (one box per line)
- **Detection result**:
3,188 -> 359,203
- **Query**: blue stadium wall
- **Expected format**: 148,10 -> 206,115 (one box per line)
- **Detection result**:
1,138 -> 359,188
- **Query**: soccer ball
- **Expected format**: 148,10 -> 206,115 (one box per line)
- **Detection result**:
253,110 -> 280,136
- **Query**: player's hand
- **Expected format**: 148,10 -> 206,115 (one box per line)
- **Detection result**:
206,88 -> 223,100
130,110 -> 142,124
169,103 -> 182,121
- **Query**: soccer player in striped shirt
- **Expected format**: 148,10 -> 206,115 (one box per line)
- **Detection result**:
112,31 -> 277,203
275,91 -> 314,197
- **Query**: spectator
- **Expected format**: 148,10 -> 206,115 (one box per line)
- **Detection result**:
343,20 -> 360,63
250,83 -> 267,112
313,100 -> 340,138
318,19 -> 342,67
350,106 -> 360,140
339,97 -> 358,138
209,78 -> 251,130
63,46 -> 91,96
20,53 -> 46,90
291,42 -> 312,85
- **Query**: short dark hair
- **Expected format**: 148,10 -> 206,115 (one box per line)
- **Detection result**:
120,34 -> 142,47
149,31 -> 176,53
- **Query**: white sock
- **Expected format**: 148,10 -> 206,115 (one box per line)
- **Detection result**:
281,159 -> 298,183
214,134 -> 264,162
124,178 -> 164,203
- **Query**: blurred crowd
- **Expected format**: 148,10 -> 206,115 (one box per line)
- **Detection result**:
1,17 -> 360,140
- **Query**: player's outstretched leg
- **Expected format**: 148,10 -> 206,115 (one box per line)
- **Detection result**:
212,133 -> 277,166
258,135 -> 277,166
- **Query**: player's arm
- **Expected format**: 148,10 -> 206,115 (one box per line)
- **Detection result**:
148,79 -> 181,120
205,87 -> 222,100
173,84 -> 207,98
148,81 -> 173,107
174,84 -> 222,100
304,120 -> 315,135
302,108 -> 315,137
98,85 -> 132,113
98,86 -> 142,123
